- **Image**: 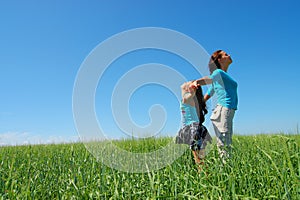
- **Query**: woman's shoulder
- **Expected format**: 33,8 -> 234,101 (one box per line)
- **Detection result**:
212,69 -> 232,78
210,69 -> 223,78
215,69 -> 225,74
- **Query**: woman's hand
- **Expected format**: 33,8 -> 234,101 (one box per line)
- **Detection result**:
181,81 -> 198,104
189,81 -> 198,91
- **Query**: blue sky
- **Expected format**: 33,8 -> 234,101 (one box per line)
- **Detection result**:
1,0 -> 300,145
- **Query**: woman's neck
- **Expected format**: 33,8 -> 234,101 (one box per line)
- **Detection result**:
221,63 -> 229,72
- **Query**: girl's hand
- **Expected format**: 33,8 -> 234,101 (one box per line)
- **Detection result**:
188,81 -> 198,91
181,80 -> 198,103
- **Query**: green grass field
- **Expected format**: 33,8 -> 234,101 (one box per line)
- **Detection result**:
0,134 -> 299,199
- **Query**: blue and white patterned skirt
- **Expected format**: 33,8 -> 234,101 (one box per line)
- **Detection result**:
175,122 -> 212,151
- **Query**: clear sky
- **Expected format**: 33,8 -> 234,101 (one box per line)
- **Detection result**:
1,0 -> 300,145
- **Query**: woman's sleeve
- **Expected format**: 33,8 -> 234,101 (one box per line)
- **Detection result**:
207,85 -> 214,96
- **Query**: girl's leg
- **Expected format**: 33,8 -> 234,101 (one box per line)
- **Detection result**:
192,149 -> 206,172
192,150 -> 205,164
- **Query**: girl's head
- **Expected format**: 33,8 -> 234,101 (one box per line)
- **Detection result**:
194,86 -> 208,124
208,50 -> 232,74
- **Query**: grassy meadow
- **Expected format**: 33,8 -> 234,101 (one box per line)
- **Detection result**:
0,134 -> 299,199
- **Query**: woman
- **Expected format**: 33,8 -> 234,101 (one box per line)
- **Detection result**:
197,50 -> 238,161
175,80 -> 212,166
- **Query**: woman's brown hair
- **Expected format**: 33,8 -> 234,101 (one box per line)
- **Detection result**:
208,50 -> 223,74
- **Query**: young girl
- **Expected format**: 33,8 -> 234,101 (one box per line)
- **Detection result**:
176,80 -> 212,166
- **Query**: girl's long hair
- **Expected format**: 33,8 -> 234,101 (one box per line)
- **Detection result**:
208,49 -> 223,74
194,86 -> 208,125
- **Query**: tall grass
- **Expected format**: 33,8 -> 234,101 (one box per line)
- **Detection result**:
0,134 -> 299,199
